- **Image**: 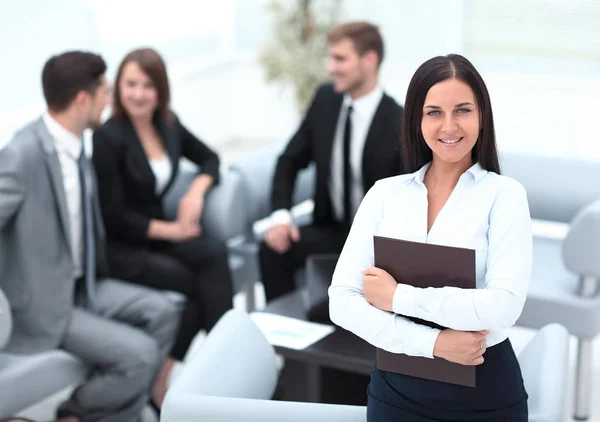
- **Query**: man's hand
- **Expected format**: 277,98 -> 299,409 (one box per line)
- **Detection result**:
362,266 -> 398,312
433,329 -> 490,366
177,193 -> 204,228
264,224 -> 300,254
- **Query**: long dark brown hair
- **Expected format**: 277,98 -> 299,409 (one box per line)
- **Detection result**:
401,54 -> 500,174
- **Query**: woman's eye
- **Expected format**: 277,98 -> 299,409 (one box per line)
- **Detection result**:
456,108 -> 472,114
426,110 -> 440,116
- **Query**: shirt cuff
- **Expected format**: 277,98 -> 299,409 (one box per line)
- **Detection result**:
406,323 -> 441,359
392,283 -> 419,317
270,209 -> 293,227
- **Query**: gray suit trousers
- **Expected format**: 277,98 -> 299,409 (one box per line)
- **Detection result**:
60,279 -> 179,422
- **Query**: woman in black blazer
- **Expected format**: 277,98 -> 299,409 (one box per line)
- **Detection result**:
92,48 -> 233,407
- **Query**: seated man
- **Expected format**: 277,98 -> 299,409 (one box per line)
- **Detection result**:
0,51 -> 179,422
259,22 -> 405,304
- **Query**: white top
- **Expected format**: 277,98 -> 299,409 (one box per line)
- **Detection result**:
42,112 -> 84,278
149,155 -> 173,195
269,85 -> 384,227
328,162 -> 532,359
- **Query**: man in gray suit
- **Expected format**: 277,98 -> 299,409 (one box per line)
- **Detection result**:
0,51 -> 180,421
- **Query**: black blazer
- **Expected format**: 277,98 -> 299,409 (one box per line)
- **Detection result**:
92,112 -> 220,278
272,83 -> 404,225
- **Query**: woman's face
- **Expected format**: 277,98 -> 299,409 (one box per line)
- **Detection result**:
420,78 -> 480,167
118,61 -> 159,120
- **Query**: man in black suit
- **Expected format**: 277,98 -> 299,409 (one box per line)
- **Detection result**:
259,21 -> 404,304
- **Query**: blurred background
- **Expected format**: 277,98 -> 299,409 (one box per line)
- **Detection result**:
1,0 -> 599,161
2,2 -> 599,420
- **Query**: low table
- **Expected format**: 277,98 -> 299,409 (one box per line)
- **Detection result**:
263,290 -> 375,403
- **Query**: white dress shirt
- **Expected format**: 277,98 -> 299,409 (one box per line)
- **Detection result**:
42,112 -> 84,278
149,155 -> 173,195
270,85 -> 384,227
329,85 -> 384,222
329,162 -> 532,359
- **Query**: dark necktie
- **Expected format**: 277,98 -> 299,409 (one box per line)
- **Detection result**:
343,105 -> 353,224
78,152 -> 96,304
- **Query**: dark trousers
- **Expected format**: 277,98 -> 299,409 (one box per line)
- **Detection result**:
126,234 -> 233,361
258,223 -> 350,302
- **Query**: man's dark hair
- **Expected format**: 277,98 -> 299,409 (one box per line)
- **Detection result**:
42,51 -> 107,112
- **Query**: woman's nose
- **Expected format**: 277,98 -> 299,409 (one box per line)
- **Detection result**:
442,115 -> 459,132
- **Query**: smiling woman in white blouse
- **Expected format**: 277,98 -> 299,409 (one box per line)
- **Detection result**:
328,54 -> 532,421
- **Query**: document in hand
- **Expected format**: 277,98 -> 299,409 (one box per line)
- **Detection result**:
373,235 -> 477,387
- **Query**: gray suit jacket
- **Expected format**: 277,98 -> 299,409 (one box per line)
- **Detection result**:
0,118 -> 107,354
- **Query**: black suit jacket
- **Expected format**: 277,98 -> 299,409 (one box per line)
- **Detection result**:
272,83 -> 404,225
92,112 -> 220,278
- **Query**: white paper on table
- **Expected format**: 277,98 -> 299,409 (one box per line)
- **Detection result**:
250,312 -> 335,350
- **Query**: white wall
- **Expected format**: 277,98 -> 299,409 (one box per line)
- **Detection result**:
1,0 -> 599,160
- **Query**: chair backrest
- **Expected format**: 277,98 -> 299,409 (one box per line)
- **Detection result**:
500,152 -> 600,223
517,323 -> 569,422
304,254 -> 340,322
0,287 -> 12,350
229,142 -> 315,232
165,309 -> 278,401
163,164 -> 248,243
162,309 -> 366,422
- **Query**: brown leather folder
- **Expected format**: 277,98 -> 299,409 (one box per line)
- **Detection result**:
373,235 -> 477,387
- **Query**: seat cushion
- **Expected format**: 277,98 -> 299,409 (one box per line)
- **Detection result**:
530,237 -> 580,296
0,350 -> 88,418
518,237 -> 600,338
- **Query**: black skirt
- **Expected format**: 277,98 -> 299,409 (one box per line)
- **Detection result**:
367,339 -> 528,422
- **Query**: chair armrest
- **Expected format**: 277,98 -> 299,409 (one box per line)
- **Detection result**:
228,236 -> 259,258
162,160 -> 197,220
166,310 -> 278,399
163,165 -> 248,244
161,395 -> 366,422
304,254 -> 339,321
201,170 -> 248,243
0,287 -> 13,350
517,323 -> 569,422
563,197 -> 600,280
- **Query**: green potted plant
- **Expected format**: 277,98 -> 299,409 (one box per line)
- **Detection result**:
259,0 -> 343,113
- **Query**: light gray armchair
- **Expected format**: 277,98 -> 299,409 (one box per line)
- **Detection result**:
0,287 -> 89,419
0,286 -> 11,350
161,309 -> 366,422
227,142 -> 315,311
501,152 -> 600,420
162,163 -> 251,305
161,310 -> 569,422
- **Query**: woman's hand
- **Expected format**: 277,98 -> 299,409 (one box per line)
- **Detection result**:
147,219 -> 200,242
362,266 -> 398,312
177,193 -> 204,228
168,220 -> 201,243
433,329 -> 490,366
